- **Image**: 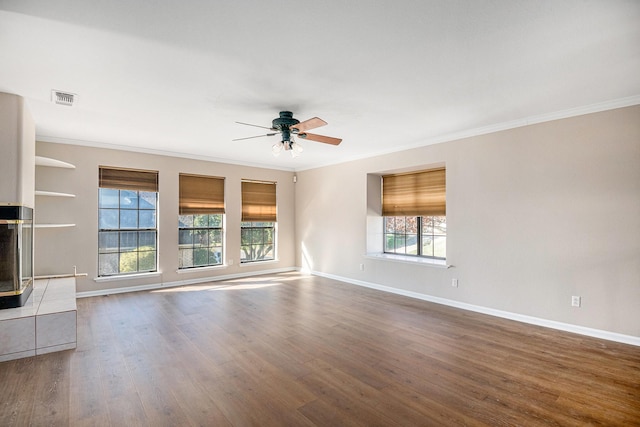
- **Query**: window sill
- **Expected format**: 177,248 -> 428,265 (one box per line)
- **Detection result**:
364,253 -> 452,269
176,264 -> 227,274
239,259 -> 278,267
94,271 -> 162,282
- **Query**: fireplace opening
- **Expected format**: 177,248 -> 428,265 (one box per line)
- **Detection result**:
0,206 -> 33,309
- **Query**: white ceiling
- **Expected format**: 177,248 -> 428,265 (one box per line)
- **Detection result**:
1,1 -> 639,171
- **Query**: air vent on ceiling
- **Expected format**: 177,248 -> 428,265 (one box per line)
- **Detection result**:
51,90 -> 77,107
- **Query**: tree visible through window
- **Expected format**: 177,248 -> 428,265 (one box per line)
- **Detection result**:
240,222 -> 274,262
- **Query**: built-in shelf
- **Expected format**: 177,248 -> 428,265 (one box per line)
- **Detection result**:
35,190 -> 76,198
35,156 -> 76,230
35,156 -> 75,169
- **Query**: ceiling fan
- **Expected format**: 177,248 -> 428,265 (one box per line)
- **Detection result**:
233,111 -> 342,157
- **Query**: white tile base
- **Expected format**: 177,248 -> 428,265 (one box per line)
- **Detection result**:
0,278 -> 76,362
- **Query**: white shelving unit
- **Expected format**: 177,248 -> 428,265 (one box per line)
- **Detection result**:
35,190 -> 75,198
35,156 -> 75,169
35,156 -> 76,229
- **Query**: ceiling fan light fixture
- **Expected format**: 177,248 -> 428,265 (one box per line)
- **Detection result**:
272,142 -> 283,157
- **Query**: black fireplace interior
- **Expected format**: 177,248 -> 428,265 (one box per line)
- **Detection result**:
0,205 -> 33,309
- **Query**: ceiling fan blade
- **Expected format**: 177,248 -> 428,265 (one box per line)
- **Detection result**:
236,121 -> 275,130
291,117 -> 327,133
232,133 -> 277,141
299,133 -> 342,145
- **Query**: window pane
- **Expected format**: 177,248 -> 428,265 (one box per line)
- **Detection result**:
422,216 -> 434,233
138,251 -> 156,271
241,229 -> 251,244
99,209 -> 118,229
139,210 -> 156,228
194,248 -> 209,266
251,229 -> 263,244
385,217 -> 395,233
120,190 -> 138,209
99,188 -> 119,208
120,231 -> 138,251
193,214 -> 209,227
179,248 -> 194,268
210,248 -> 222,265
139,231 -> 156,250
179,215 -> 194,228
433,216 -> 446,234
422,237 -> 434,257
99,253 -> 118,275
394,235 -> 406,253
433,236 -> 446,258
406,217 -> 418,234
406,234 -> 418,255
179,229 -> 193,246
385,234 -> 395,252
194,230 -> 208,247
98,232 -> 119,253
209,214 -> 222,227
120,209 -> 138,229
209,229 -> 222,245
240,246 -> 251,261
119,252 -> 138,273
139,191 -> 157,209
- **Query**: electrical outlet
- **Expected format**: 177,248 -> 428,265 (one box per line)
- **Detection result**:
228,259 -> 234,266
359,263 -> 365,271
452,279 -> 458,288
571,296 -> 581,307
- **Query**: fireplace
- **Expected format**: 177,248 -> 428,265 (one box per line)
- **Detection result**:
0,205 -> 33,309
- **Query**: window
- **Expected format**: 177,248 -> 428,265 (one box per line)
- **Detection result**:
384,216 -> 446,259
241,180 -> 276,263
98,167 -> 158,276
240,221 -> 275,262
178,174 -> 225,269
382,168 -> 446,259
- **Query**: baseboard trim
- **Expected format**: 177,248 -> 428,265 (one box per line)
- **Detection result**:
76,267 -> 297,298
310,270 -> 640,347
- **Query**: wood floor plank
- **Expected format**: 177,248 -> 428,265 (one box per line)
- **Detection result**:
1,272 -> 639,425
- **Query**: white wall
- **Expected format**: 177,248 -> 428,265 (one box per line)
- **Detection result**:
34,142 -> 296,293
295,106 -> 640,338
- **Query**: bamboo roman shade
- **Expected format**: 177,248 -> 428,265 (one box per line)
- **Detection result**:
99,166 -> 159,192
241,181 -> 277,222
179,174 -> 225,215
382,167 -> 446,216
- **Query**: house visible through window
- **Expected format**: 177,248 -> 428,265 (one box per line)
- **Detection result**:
382,167 -> 446,259
178,174 -> 225,269
98,167 -> 158,276
241,180 -> 276,263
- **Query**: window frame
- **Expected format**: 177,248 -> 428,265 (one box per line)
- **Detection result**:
98,188 -> 158,277
178,214 -> 224,269
240,221 -> 276,263
383,215 -> 446,260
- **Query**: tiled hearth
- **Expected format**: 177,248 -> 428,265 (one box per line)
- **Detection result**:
0,278 -> 76,362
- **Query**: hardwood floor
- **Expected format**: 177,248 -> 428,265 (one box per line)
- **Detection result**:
1,272 -> 639,426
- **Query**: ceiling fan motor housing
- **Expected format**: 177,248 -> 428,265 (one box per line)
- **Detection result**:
272,111 -> 300,142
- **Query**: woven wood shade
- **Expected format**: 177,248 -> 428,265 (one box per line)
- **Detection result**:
99,166 -> 158,192
382,168 -> 446,216
241,181 -> 277,222
179,174 -> 225,215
